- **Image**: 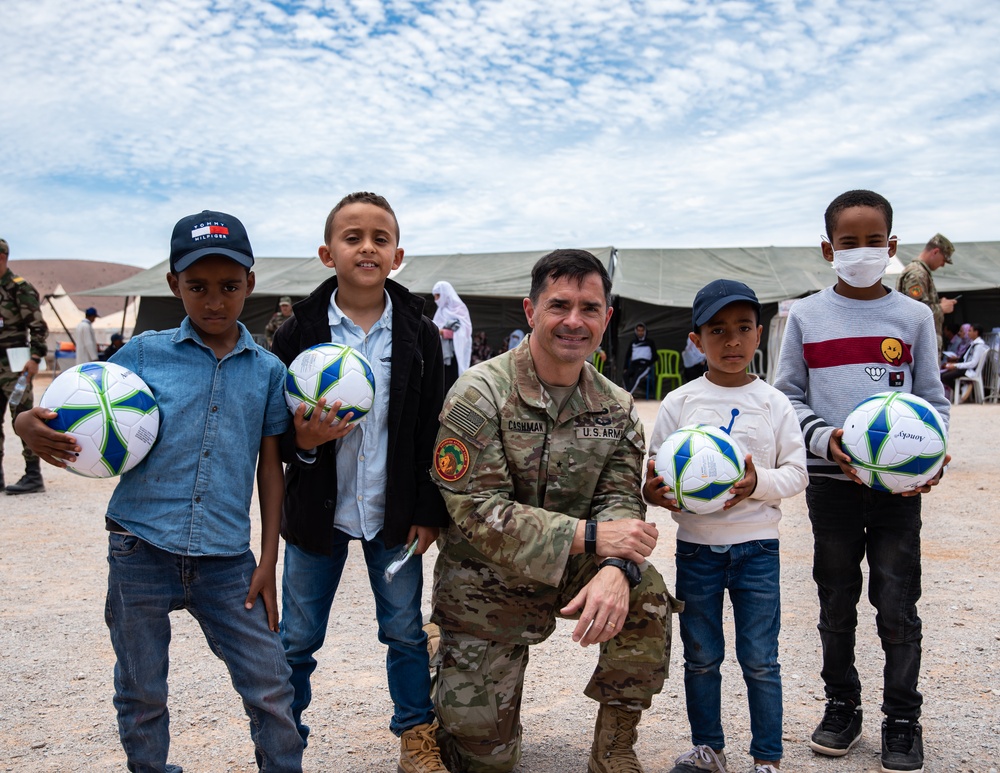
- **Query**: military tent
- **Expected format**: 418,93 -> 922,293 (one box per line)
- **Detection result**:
84,242 -> 1000,383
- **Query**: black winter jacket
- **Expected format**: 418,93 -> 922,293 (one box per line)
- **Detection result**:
272,275 -> 449,552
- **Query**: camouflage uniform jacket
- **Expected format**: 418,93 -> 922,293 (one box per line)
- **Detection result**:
0,268 -> 48,373
264,310 -> 291,347
431,336 -> 647,645
897,259 -> 943,347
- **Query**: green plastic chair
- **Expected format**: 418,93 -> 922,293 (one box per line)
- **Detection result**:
655,349 -> 682,400
591,351 -> 606,374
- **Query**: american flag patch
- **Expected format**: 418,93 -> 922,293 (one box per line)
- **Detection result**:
445,397 -> 488,438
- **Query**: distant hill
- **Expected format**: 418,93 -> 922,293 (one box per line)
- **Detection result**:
8,259 -> 145,316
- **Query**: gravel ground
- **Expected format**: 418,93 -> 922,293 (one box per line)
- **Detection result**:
2,385 -> 998,772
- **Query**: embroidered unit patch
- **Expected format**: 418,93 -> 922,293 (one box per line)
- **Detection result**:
435,437 -> 471,482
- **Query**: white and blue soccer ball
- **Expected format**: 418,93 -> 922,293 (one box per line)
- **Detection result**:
840,391 -> 947,493
285,343 -> 375,424
654,424 -> 746,514
40,362 -> 159,479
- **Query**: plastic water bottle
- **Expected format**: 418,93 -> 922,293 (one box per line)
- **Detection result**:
383,539 -> 418,584
9,371 -> 29,407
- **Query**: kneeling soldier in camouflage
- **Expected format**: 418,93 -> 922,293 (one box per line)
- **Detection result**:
430,250 -> 679,773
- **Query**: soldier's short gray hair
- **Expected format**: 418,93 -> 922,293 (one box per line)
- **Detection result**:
0,238 -> 8,255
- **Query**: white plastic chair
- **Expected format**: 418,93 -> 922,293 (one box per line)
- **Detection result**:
955,348 -> 997,405
980,349 -> 999,404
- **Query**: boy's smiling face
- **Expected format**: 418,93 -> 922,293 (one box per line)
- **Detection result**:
691,301 -> 761,387
319,202 -> 403,291
167,254 -> 254,349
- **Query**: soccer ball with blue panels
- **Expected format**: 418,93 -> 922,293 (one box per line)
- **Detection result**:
40,362 -> 160,478
284,343 -> 375,424
654,424 -> 746,514
840,391 -> 947,493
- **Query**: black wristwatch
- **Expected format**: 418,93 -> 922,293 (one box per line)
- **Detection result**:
584,520 -> 598,554
600,557 -> 641,588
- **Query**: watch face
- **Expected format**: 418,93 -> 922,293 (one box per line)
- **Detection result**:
625,562 -> 641,586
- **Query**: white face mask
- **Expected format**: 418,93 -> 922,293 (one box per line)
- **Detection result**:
825,239 -> 893,288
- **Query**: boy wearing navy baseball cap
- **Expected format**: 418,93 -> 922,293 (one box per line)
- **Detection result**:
644,279 -> 808,773
16,210 -> 303,771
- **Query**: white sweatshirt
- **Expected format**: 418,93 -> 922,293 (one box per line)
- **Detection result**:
648,375 -> 808,546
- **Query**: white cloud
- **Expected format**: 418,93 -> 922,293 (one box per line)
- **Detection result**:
0,0 -> 997,266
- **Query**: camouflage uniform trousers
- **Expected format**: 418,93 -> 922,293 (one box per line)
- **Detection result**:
433,556 -> 676,773
1,364 -> 39,467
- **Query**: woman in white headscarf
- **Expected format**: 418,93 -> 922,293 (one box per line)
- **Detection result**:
432,280 -> 473,389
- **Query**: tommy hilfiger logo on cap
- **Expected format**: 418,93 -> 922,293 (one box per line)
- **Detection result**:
170,209 -> 254,273
191,221 -> 231,240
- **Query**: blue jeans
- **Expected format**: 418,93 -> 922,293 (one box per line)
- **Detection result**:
280,532 -> 434,744
104,534 -> 302,773
675,539 -> 783,761
806,476 -> 923,719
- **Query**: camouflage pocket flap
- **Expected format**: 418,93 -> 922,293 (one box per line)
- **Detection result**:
441,637 -> 490,672
667,588 -> 685,615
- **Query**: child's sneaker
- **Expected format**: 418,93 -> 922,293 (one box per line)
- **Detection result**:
752,766 -> 779,773
667,745 -> 728,773
809,697 -> 862,756
880,717 -> 923,773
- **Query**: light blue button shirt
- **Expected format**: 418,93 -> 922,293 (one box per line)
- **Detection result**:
106,318 -> 291,556
329,289 -> 393,540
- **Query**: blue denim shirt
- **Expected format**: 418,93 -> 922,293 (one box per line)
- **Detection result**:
106,318 -> 291,556
329,289 -> 393,540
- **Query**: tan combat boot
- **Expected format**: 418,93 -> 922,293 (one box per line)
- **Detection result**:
398,721 -> 448,773
588,705 -> 645,773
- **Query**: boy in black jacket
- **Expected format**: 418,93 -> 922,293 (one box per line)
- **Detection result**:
271,192 -> 449,772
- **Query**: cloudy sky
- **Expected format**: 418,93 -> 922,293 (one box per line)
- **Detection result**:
2,0 -> 998,267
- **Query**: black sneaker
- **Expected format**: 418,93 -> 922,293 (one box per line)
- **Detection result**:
881,717 -> 923,772
809,697 -> 862,756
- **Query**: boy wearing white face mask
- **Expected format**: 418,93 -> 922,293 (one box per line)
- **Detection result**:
772,190 -> 950,773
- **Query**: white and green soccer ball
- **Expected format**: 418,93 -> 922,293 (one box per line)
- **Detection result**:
841,391 -> 947,493
40,362 -> 159,478
655,424 -> 746,514
285,343 -> 375,424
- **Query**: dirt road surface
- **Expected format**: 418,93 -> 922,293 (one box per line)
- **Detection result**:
2,386 -> 998,772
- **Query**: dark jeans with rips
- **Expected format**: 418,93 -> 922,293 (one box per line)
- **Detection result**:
806,476 -> 923,720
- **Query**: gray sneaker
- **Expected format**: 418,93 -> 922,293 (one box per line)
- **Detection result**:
668,745 -> 728,773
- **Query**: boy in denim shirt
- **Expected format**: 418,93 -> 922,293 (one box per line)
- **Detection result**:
16,211 -> 303,772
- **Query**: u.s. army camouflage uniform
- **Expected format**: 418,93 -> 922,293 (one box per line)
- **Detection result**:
263,310 -> 292,349
1,266 -> 47,464
897,260 -> 944,354
430,337 -> 677,773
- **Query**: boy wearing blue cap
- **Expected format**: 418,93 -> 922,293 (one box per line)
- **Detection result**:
16,210 -> 303,772
644,279 -> 808,773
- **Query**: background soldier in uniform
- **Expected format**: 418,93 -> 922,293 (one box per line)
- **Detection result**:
0,238 -> 48,494
264,295 -> 294,349
896,233 -> 957,355
430,249 -> 677,773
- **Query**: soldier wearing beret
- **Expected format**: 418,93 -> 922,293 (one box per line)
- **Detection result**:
0,238 -> 48,494
429,249 -> 678,773
897,233 -> 957,356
